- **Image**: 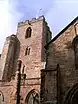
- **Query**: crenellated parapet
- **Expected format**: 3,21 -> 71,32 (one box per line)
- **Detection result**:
18,15 -> 45,27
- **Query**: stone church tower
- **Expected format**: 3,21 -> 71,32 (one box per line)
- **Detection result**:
1,15 -> 78,104
0,16 -> 51,104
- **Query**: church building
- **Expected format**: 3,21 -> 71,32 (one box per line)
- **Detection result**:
0,15 -> 78,104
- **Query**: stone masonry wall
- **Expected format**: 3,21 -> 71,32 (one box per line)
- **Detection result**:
1,35 -> 19,81
46,20 -> 78,104
0,39 -> 10,80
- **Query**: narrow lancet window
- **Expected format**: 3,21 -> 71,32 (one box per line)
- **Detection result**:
25,27 -> 32,39
25,47 -> 30,56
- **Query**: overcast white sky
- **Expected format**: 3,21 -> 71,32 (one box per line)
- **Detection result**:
0,0 -> 78,53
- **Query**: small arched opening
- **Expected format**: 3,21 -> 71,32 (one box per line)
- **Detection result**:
25,46 -> 30,56
25,89 -> 40,104
25,27 -> 32,39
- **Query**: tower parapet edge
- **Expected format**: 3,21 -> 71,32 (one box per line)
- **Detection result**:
18,15 -> 45,27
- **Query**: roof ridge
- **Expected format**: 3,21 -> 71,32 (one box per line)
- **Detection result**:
45,16 -> 78,48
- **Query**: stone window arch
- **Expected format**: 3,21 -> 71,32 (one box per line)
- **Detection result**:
25,46 -> 30,56
25,89 -> 40,104
25,27 -> 32,39
0,91 -> 4,104
72,36 -> 78,69
64,83 -> 78,104
74,23 -> 78,35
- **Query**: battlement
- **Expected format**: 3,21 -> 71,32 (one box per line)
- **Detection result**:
18,15 -> 45,27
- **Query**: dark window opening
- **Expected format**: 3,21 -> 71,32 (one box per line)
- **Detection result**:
72,36 -> 78,70
28,48 -> 30,55
25,27 -> 32,39
22,65 -> 25,74
25,47 -> 30,56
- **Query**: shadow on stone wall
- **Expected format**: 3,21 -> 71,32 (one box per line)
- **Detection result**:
46,41 -> 78,104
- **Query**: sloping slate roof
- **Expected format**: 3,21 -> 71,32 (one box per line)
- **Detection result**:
45,16 -> 78,48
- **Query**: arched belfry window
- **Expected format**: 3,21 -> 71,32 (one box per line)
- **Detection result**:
25,27 -> 32,38
25,46 -> 30,55
25,89 -> 40,104
72,36 -> 78,69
